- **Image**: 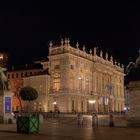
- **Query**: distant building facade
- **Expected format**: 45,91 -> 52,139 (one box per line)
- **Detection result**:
40,38 -> 125,113
6,67 -> 43,111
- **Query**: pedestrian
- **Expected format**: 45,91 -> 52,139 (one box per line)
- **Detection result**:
77,113 -> 83,126
57,110 -> 60,114
92,113 -> 98,127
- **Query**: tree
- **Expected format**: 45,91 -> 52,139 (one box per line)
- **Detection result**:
19,86 -> 38,112
17,87 -> 39,134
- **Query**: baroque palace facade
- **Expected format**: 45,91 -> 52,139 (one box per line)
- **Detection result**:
5,38 -> 125,113
40,38 -> 125,113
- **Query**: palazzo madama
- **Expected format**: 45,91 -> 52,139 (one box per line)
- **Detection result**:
41,38 -> 125,113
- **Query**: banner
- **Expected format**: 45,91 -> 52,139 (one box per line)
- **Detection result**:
5,97 -> 11,113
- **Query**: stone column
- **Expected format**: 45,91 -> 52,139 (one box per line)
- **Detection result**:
93,72 -> 97,93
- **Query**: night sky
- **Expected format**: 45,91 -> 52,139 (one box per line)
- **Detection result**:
0,1 -> 139,70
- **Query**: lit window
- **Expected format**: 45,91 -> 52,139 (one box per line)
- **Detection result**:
53,73 -> 60,92
78,76 -> 82,91
85,78 -> 89,93
70,75 -> 74,90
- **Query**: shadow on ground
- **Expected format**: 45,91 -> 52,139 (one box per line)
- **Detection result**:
0,130 -> 16,133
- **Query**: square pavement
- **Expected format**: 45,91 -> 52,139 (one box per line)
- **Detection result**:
0,122 -> 140,140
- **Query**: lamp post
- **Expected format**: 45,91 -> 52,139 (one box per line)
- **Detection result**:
53,101 -> 57,112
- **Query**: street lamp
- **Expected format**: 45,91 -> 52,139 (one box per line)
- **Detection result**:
78,77 -> 81,80
53,101 -> 57,112
53,101 -> 57,105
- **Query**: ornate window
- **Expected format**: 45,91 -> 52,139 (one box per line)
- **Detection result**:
53,73 -> 60,91
85,78 -> 89,94
55,65 -> 60,69
69,74 -> 75,90
70,65 -> 74,70
78,77 -> 82,91
81,101 -> 84,111
72,100 -> 74,111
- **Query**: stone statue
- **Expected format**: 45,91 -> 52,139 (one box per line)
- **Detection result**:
126,62 -> 135,75
135,50 -> 140,66
126,51 -> 140,84
0,67 -> 7,90
126,50 -> 140,75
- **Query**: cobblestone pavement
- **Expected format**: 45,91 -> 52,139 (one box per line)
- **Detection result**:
0,122 -> 140,140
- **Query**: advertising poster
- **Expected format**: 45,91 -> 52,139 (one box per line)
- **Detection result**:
5,97 -> 11,113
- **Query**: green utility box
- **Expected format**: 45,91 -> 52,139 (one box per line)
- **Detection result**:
17,116 -> 39,134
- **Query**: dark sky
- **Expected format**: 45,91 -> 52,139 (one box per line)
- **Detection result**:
0,1 -> 139,69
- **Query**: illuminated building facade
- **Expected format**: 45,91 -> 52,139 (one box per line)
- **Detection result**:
5,38 -> 125,113
41,38 -> 125,113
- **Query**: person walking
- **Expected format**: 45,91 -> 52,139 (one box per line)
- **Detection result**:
77,113 -> 83,126
92,113 -> 98,127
